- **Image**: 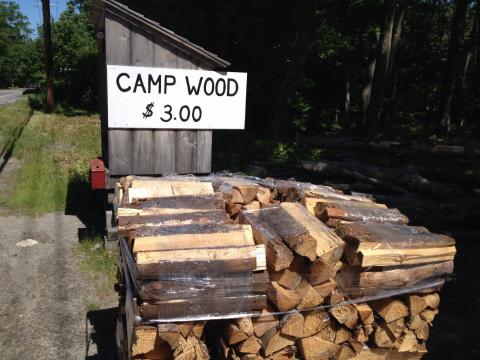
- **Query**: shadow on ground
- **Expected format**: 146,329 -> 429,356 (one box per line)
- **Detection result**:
65,174 -> 107,242
86,307 -> 118,360
0,108 -> 33,174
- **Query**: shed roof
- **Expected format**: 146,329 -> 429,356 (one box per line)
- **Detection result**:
91,0 -> 230,69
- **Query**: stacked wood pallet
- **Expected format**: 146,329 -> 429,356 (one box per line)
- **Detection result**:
208,177 -> 454,360
114,177 -> 268,359
113,175 -> 455,360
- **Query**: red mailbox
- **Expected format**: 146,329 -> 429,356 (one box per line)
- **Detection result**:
89,159 -> 106,190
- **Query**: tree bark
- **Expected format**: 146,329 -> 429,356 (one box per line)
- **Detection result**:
365,0 -> 397,137
339,0 -> 352,131
360,36 -> 379,133
272,1 -> 315,139
438,0 -> 468,133
455,1 -> 478,128
382,0 -> 408,128
41,0 -> 54,112
386,0 -> 407,81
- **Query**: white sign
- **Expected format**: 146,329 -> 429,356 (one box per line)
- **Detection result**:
107,65 -> 247,129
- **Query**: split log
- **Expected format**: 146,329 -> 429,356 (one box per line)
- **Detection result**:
347,246 -> 456,267
303,310 -> 331,337
256,187 -> 272,207
261,328 -> 295,357
132,224 -> 255,253
213,179 -> 259,204
348,348 -> 425,359
370,299 -> 408,323
140,294 -> 267,320
239,211 -> 294,271
256,203 -> 345,263
126,180 -> 214,203
337,222 -> 456,267
118,209 -> 229,235
136,245 -> 266,279
314,201 -> 408,224
337,261 -> 454,296
303,196 -> 382,216
267,281 -> 302,311
138,271 -> 269,302
132,322 -> 209,360
118,194 -> 225,217
253,309 -> 279,338
298,336 -> 340,360
132,326 -> 170,358
279,312 -> 304,338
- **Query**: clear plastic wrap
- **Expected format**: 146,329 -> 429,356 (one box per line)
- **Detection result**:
120,237 -> 267,322
115,175 -> 455,325
312,198 -> 409,224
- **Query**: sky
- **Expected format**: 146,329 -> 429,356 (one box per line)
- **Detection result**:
15,0 -> 68,36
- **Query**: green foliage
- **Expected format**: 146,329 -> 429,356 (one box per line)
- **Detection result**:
77,235 -> 118,297
0,1 -> 32,87
2,0 -> 480,142
50,0 -> 98,110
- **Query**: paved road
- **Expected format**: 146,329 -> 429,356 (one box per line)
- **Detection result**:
0,89 -> 25,105
0,213 -> 118,359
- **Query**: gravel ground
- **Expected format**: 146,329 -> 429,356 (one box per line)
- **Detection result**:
0,213 -> 118,359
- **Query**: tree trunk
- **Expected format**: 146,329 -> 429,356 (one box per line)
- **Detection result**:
272,1 -> 315,139
365,0 -> 397,137
360,36 -> 379,133
382,0 -> 408,128
386,0 -> 407,81
438,0 -> 468,133
42,0 -> 54,112
339,0 -> 352,131
455,0 -> 479,128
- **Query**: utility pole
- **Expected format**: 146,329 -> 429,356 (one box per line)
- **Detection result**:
41,0 -> 54,112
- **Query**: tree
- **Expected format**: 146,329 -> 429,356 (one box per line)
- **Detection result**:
0,1 -> 31,87
365,0 -> 397,137
439,0 -> 469,133
50,0 -> 97,110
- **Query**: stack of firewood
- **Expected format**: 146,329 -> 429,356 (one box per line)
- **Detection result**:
113,175 -> 455,360
300,193 -> 455,298
207,177 -> 454,360
115,177 -> 268,359
215,291 -> 441,360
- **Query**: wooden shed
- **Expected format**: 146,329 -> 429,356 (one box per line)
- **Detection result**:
91,0 -> 230,177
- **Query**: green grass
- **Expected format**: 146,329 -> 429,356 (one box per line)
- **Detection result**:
0,98 -> 32,150
0,99 -> 101,214
77,236 -> 118,297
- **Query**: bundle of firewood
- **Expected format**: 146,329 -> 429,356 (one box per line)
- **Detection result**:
112,175 -> 455,360
239,202 -> 345,311
301,194 -> 455,298
207,177 -> 454,360
215,290 -> 441,360
115,176 -> 269,359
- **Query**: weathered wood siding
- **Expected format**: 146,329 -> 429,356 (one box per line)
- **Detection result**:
103,13 -> 212,175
